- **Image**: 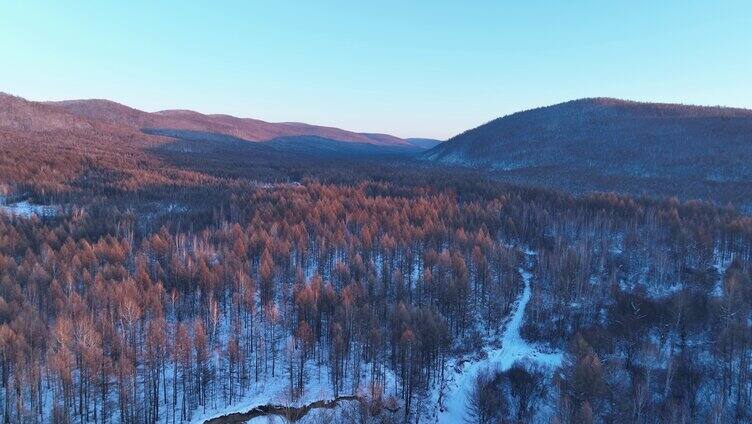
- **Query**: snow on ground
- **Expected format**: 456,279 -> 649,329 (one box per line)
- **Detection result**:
195,252 -> 561,424
0,200 -> 59,218
433,267 -> 563,424
189,371 -> 289,424
712,246 -> 734,297
189,355 -> 336,423
191,350 -> 398,424
243,399 -> 361,424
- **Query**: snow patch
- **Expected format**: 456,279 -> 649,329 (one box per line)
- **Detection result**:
0,200 -> 59,218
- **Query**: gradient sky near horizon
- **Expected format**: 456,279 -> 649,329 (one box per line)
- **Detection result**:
1,1 -> 750,139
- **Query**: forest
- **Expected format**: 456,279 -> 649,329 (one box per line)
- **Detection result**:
1,150 -> 752,423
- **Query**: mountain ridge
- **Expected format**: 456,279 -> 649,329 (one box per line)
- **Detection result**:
47,97 -> 428,147
440,97 -> 752,147
0,92 -> 439,193
423,97 -> 752,206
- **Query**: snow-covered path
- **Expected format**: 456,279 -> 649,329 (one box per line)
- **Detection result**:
436,267 -> 562,423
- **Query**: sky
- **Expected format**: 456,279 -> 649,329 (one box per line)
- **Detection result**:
1,1 -> 750,139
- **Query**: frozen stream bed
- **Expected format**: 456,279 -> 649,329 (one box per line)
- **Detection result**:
435,266 -> 563,423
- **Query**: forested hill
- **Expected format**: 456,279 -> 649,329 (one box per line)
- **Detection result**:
0,92 -> 437,195
49,98 -> 414,146
422,98 -> 752,208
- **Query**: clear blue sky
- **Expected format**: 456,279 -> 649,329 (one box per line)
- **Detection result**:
1,1 -> 750,139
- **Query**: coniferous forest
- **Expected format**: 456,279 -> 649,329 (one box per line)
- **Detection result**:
1,124 -> 752,424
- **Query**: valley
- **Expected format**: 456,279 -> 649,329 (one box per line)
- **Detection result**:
3,2 -> 750,422
1,93 -> 752,424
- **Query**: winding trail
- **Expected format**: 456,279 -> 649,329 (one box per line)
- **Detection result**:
437,266 -> 562,423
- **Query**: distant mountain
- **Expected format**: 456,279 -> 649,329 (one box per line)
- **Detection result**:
0,93 -> 177,194
51,98 -> 413,147
405,138 -> 442,149
1,93 -> 94,132
0,92 -> 434,194
423,98 -> 752,206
